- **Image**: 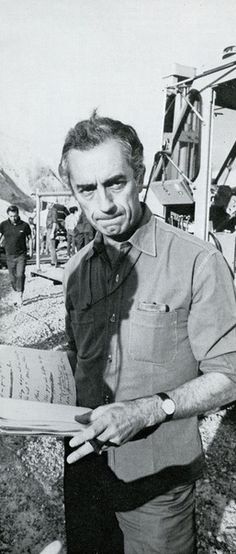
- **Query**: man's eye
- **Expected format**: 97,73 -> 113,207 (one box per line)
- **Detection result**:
77,187 -> 94,196
110,182 -> 125,190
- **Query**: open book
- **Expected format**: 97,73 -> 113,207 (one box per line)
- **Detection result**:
0,345 -> 89,436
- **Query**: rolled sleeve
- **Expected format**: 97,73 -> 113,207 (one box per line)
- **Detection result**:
188,250 -> 236,382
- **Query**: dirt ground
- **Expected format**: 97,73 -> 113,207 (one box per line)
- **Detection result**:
0,263 -> 235,554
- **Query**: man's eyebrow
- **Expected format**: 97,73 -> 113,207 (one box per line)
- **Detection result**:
76,174 -> 126,189
103,174 -> 126,187
76,183 -> 96,189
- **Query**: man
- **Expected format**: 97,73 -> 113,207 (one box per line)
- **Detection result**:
59,112 -> 236,554
46,201 -> 69,266
210,185 -> 236,232
46,202 -> 58,266
38,206 -> 49,255
73,210 -> 95,252
65,206 -> 79,257
0,205 -> 32,306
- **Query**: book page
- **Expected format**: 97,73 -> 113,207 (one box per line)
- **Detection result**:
0,345 -> 76,406
0,397 -> 91,436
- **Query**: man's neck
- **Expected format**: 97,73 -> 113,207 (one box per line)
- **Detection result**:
103,205 -> 144,250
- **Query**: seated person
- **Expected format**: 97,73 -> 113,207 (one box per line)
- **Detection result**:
210,185 -> 236,232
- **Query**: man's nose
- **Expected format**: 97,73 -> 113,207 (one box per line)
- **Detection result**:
97,187 -> 115,212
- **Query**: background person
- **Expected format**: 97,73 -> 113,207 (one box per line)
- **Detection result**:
65,206 -> 79,257
0,205 -> 32,306
46,201 -> 69,266
74,210 -> 95,251
46,202 -> 58,266
28,216 -> 36,252
59,113 -> 236,554
39,206 -> 49,255
210,184 -> 236,232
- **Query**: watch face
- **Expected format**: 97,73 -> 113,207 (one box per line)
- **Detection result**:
163,398 -> 175,415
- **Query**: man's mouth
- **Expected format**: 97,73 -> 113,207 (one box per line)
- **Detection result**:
96,213 -> 124,223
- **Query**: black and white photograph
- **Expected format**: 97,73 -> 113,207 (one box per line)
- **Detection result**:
0,1 -> 236,553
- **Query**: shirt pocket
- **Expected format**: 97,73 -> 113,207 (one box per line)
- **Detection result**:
70,310 -> 96,359
129,307 -> 177,364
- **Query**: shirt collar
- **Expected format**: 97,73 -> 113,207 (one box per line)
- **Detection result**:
85,203 -> 157,260
129,204 -> 156,256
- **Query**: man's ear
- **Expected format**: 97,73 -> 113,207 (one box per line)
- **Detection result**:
136,167 -> 145,193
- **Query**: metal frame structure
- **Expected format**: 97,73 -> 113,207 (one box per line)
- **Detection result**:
145,56 -> 236,243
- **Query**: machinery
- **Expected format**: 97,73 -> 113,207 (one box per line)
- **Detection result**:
144,46 -> 236,273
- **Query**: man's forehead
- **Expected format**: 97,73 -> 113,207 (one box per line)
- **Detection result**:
67,139 -> 132,182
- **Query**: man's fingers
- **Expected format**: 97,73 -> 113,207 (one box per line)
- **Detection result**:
69,417 -> 108,448
97,428 -> 120,444
74,411 -> 92,424
69,428 -> 99,449
67,441 -> 94,464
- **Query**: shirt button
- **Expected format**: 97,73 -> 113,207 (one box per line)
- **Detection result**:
110,313 -> 116,322
115,274 -> 119,283
107,354 -> 112,362
104,394 -> 110,404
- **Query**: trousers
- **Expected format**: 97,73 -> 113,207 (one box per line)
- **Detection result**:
46,229 -> 57,265
64,441 -> 196,554
64,446 -> 124,554
6,253 -> 27,292
116,484 -> 196,554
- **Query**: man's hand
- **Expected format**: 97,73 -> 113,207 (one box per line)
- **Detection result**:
67,397 -> 159,464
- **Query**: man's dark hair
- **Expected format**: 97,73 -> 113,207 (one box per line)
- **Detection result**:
213,185 -> 232,208
7,205 -> 19,215
59,110 -> 145,187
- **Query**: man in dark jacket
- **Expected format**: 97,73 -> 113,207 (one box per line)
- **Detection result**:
210,185 -> 236,232
0,205 -> 32,306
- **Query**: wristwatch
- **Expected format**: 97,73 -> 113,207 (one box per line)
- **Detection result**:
156,392 -> 176,422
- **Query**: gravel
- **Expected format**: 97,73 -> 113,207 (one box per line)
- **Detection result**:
0,264 -> 235,553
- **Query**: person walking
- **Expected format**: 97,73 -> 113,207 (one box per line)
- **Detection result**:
0,205 -> 32,306
65,206 -> 79,257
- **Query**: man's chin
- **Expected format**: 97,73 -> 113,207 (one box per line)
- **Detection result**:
99,224 -> 123,236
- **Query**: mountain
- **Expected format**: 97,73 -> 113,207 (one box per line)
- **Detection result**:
0,132 -> 68,220
0,169 -> 36,212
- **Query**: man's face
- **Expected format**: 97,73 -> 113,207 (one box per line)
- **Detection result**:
67,139 -> 143,241
226,195 -> 236,216
8,211 -> 18,224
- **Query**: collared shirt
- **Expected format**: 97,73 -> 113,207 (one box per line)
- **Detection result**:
63,205 -> 236,482
0,218 -> 31,256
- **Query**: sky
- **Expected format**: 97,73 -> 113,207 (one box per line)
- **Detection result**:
1,0 -> 236,184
